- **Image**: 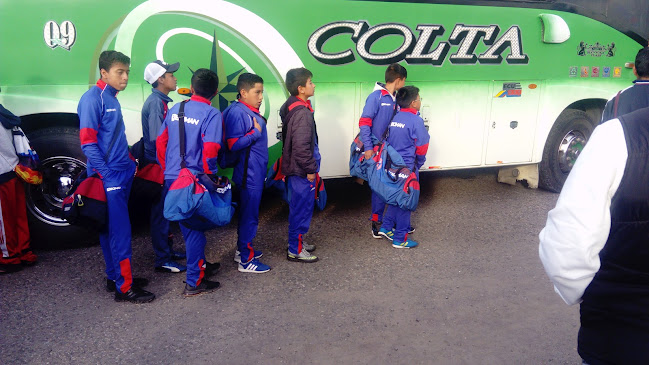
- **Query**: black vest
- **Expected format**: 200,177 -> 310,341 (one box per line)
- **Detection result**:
579,107 -> 649,365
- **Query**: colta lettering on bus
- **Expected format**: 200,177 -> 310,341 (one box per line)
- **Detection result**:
308,21 -> 529,66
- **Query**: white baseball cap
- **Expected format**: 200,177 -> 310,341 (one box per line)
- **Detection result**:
144,60 -> 180,84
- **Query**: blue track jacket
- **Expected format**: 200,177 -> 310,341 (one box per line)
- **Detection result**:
78,79 -> 133,177
156,95 -> 222,180
359,83 -> 396,151
141,88 -> 173,163
387,108 -> 430,170
222,100 -> 268,189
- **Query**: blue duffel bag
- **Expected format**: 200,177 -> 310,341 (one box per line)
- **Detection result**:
163,101 -> 234,231
366,142 -> 420,212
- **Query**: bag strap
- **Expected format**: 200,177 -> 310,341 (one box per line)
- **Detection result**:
613,90 -> 621,118
177,100 -> 189,169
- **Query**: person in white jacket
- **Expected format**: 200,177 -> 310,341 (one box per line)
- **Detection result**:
539,106 -> 649,364
0,105 -> 36,273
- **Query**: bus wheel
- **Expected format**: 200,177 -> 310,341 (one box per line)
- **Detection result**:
24,127 -> 97,249
539,109 -> 595,193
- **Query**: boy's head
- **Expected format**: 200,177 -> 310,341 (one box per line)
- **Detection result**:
286,68 -> 314,98
237,73 -> 264,109
634,47 -> 649,79
98,50 -> 130,91
396,85 -> 421,111
144,60 -> 179,92
190,68 -> 219,100
385,63 -> 407,89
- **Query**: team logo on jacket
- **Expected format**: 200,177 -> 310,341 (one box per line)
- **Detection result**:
308,21 -> 528,66
494,82 -> 522,98
171,113 -> 200,125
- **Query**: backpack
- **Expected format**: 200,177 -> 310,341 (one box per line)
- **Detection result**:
62,170 -> 107,230
218,102 -> 253,171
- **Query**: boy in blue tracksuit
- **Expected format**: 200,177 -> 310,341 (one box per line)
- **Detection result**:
279,68 -> 320,263
78,50 -> 155,303
359,63 -> 407,239
156,69 -> 222,296
379,86 -> 429,248
222,73 -> 271,273
141,59 -> 186,274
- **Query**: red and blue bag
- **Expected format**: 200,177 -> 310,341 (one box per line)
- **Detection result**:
314,173 -> 327,211
266,157 -> 326,211
366,142 -> 420,211
163,100 -> 234,231
129,137 -> 164,202
62,171 -> 107,230
12,126 -> 42,185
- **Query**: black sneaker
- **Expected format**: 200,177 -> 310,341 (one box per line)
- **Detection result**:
106,277 -> 149,292
114,287 -> 156,303
371,221 -> 382,239
204,261 -> 221,277
182,279 -> 220,297
408,225 -> 416,234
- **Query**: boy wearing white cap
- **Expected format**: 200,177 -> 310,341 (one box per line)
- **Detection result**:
141,60 -> 186,274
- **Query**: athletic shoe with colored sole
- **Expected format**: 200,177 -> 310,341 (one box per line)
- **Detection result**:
392,239 -> 419,249
378,227 -> 394,241
182,279 -> 220,297
234,250 -> 263,264
287,249 -> 319,263
238,258 -> 271,273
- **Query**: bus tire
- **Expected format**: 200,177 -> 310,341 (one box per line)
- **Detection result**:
24,127 -> 97,249
539,109 -> 595,193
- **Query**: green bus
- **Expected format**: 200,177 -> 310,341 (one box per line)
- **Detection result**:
1,0 -> 646,245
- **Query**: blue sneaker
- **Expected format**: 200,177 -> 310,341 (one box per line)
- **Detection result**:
234,250 -> 263,263
378,227 -> 394,241
392,238 -> 418,249
155,261 -> 187,273
238,258 -> 271,273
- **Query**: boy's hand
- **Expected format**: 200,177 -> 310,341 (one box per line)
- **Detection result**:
307,173 -> 316,182
253,117 -> 261,132
364,150 -> 374,160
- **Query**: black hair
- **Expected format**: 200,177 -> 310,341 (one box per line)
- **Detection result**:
285,68 -> 313,96
385,63 -> 407,83
191,68 -> 219,99
396,86 -> 419,109
635,47 -> 649,78
236,73 -> 264,98
98,50 -> 130,73
152,81 -> 159,88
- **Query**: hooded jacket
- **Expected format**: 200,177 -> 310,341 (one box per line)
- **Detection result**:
359,82 -> 397,150
279,96 -> 320,177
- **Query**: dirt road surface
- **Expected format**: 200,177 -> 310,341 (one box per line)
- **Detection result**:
1,169 -> 580,364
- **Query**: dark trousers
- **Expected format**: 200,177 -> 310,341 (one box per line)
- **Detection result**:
287,176 -> 314,254
237,187 -> 263,264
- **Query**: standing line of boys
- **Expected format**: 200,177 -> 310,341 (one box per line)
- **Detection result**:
75,51 -> 426,302
75,50 -> 326,303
